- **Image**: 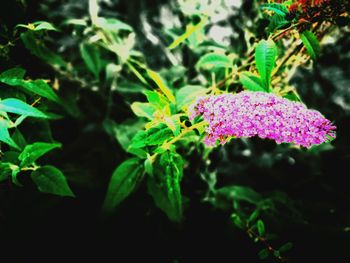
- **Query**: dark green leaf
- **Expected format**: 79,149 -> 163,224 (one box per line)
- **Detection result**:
257,219 -> 266,236
274,250 -> 281,257
215,185 -> 262,205
240,72 -> 266,92
0,67 -> 26,81
258,248 -> 270,260
102,158 -> 144,213
147,150 -> 183,222
255,39 -> 278,90
31,165 -> 74,197
248,209 -> 260,224
279,242 -> 293,253
0,98 -> 49,118
80,43 -> 102,79
19,142 -> 61,167
300,30 -> 321,61
231,213 -> 245,229
20,31 -> 67,68
11,129 -> 27,150
0,163 -> 12,182
267,14 -> 290,34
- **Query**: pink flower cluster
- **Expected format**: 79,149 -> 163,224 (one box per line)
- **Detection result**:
190,91 -> 336,147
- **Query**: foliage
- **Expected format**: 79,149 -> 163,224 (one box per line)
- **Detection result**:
1,0 -> 349,261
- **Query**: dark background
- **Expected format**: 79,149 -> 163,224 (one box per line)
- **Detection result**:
1,0 -> 350,262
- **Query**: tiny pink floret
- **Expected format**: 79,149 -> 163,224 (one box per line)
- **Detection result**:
189,91 -> 336,147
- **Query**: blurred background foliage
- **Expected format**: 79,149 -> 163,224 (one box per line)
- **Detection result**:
1,0 -> 350,262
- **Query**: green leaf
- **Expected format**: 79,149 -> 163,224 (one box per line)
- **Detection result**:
20,31 -> 67,68
147,150 -> 183,222
274,250 -> 281,257
215,185 -> 262,205
95,17 -> 133,32
267,14 -> 290,34
0,119 -> 20,149
16,21 -> 59,31
143,90 -> 169,109
176,85 -> 207,110
239,72 -> 266,92
131,102 -> 156,120
31,165 -> 74,197
147,70 -> 176,103
0,163 -> 12,182
279,242 -> 293,253
168,16 -> 207,50
19,142 -> 61,167
300,30 -> 321,61
260,3 -> 288,16
32,21 -> 59,31
257,219 -> 266,236
129,124 -> 173,149
0,67 -> 26,80
165,115 -> 181,136
258,248 -> 270,260
11,129 -> 27,150
0,68 -> 60,103
102,158 -> 144,213
145,126 -> 173,146
196,53 -> 231,71
248,209 -> 260,224
255,39 -> 278,90
231,213 -> 245,229
144,157 -> 153,176
0,98 -> 49,118
80,43 -> 102,79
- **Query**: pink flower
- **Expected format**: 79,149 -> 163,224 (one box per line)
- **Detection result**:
189,91 -> 336,148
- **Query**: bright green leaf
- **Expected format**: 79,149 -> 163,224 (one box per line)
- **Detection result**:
239,72 -> 266,92
0,98 -> 49,118
0,119 -> 20,149
300,30 -> 321,61
143,90 -> 169,109
145,126 -> 173,146
102,158 -> 144,213
33,21 -> 59,31
255,39 -> 278,90
31,165 -> 75,197
19,142 -> 61,167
